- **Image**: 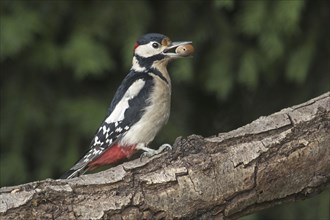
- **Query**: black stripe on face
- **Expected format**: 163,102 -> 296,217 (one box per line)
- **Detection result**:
134,54 -> 166,69
149,68 -> 169,84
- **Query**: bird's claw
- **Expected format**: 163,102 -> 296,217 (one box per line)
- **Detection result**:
158,143 -> 172,152
140,144 -> 172,161
140,152 -> 152,160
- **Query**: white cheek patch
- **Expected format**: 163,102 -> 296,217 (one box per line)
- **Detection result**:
135,42 -> 161,58
105,79 -> 145,123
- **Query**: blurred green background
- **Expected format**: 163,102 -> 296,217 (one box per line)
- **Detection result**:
0,0 -> 329,219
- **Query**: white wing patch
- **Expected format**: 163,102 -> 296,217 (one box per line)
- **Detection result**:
105,79 -> 145,124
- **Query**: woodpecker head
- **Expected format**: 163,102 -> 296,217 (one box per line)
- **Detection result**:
132,33 -> 193,71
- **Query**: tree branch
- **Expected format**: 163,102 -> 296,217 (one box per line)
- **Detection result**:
1,92 -> 329,220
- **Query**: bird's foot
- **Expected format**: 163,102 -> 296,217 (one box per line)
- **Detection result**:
138,144 -> 172,161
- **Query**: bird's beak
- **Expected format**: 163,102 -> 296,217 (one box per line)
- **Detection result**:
162,41 -> 194,58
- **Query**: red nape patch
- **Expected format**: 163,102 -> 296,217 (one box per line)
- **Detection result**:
88,144 -> 136,169
133,42 -> 139,50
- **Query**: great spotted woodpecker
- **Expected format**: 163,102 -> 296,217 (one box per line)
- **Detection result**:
61,33 -> 194,179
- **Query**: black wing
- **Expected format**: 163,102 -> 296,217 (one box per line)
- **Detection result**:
60,71 -> 154,179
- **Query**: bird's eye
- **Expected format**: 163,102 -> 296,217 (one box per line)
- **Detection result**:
152,43 -> 160,49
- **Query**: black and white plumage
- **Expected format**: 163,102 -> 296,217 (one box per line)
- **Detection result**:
61,33 -> 193,179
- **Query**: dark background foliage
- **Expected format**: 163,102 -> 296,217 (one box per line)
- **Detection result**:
0,0 -> 329,219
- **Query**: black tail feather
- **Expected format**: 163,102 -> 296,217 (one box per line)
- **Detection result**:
59,167 -> 87,179
60,169 -> 77,179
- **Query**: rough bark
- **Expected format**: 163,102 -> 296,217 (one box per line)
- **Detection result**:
1,92 -> 329,220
